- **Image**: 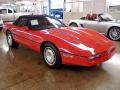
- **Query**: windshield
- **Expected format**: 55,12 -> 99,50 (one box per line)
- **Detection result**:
29,16 -> 66,30
99,14 -> 115,21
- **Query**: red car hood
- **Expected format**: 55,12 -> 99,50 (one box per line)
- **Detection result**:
41,27 -> 114,56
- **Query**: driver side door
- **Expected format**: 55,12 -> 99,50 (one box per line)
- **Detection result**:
84,17 -> 107,34
13,17 -> 40,52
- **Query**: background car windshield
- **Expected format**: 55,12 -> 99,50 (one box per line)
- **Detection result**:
100,14 -> 115,21
30,16 -> 66,30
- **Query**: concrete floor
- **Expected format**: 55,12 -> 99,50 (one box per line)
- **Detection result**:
0,31 -> 120,90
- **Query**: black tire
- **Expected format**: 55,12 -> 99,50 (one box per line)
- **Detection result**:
69,23 -> 78,27
107,27 -> 120,41
42,43 -> 62,68
6,31 -> 19,48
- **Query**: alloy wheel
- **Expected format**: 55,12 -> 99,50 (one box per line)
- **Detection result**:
109,27 -> 120,40
44,47 -> 56,66
7,33 -> 12,46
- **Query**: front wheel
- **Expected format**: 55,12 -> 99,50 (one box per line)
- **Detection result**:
108,27 -> 120,41
42,43 -> 62,68
6,31 -> 19,48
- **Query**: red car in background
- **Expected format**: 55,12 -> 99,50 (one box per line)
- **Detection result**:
4,15 -> 116,68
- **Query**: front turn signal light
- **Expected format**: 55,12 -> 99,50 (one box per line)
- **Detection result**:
62,53 -> 74,58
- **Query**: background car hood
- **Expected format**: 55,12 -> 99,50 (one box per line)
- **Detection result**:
108,20 -> 120,24
41,27 -> 113,56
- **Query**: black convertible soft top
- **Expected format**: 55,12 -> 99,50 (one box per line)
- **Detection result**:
14,14 -> 66,30
19,14 -> 52,19
14,14 -> 54,25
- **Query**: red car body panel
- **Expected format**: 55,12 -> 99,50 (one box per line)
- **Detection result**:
4,22 -> 116,66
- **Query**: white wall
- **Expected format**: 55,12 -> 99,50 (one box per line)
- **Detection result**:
71,0 -> 83,12
51,0 -> 64,9
65,0 -> 106,14
83,0 -> 106,14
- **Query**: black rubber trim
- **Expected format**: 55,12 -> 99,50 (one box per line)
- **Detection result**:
12,33 -> 41,44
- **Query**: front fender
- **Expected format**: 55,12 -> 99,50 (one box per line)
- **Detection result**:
42,34 -> 91,57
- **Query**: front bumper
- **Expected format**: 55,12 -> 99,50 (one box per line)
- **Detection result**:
61,47 -> 116,67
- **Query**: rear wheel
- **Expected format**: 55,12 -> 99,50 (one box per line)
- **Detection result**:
42,43 -> 62,68
108,27 -> 120,41
69,23 -> 78,27
6,31 -> 19,48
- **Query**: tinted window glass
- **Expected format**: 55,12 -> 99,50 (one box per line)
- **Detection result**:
0,9 -> 7,14
8,9 -> 12,13
99,14 -> 115,21
29,16 -> 65,30
16,18 -> 28,27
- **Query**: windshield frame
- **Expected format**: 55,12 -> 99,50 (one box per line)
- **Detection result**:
98,14 -> 115,21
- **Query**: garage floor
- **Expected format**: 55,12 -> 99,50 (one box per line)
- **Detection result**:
0,31 -> 120,90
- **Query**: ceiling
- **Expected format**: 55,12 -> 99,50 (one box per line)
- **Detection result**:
0,0 -> 23,4
0,0 -> 43,4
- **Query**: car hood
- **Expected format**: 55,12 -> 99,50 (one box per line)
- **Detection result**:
41,27 -> 114,56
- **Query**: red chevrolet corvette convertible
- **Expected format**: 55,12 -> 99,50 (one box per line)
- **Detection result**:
4,15 -> 116,68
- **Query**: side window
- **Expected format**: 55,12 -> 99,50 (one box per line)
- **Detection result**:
8,9 -> 12,13
42,18 -> 54,27
0,9 -> 7,14
30,18 -> 49,27
16,18 -> 28,27
14,10 -> 16,13
38,18 -> 50,27
29,17 -> 54,30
